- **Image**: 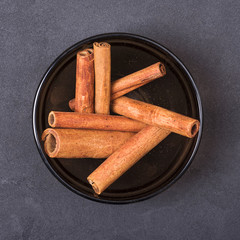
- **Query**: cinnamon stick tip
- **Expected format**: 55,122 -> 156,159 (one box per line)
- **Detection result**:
159,62 -> 166,76
68,99 -> 75,111
48,111 -> 56,127
41,129 -> 59,158
189,120 -> 200,138
77,48 -> 94,60
93,42 -> 110,48
87,178 -> 101,195
78,48 -> 93,55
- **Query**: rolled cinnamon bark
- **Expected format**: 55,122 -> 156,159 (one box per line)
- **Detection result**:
111,62 -> 166,100
75,48 -> 94,113
112,97 -> 200,138
94,42 -> 111,114
68,62 -> 166,111
42,128 -> 135,159
48,111 -> 146,132
87,126 -> 170,195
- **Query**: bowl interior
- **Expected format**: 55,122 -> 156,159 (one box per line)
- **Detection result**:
33,34 -> 202,203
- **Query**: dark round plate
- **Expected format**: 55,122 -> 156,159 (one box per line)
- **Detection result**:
33,33 -> 203,204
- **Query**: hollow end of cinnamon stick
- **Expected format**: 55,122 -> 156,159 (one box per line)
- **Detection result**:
48,111 -> 56,127
159,62 -> 166,75
45,134 -> 57,155
41,129 -> 59,158
93,42 -> 110,48
79,51 -> 88,57
77,48 -> 94,60
189,120 -> 200,138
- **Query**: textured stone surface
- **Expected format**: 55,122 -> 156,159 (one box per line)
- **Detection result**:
0,1 -> 240,239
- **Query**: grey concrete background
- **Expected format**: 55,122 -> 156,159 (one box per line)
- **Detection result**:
0,0 -> 239,239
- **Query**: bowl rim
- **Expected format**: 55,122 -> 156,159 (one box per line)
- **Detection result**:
32,32 -> 203,204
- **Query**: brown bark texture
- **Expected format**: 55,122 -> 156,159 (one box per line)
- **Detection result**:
41,128 -> 135,159
87,125 -> 170,194
48,111 -> 146,132
94,42 -> 111,114
111,96 -> 200,138
68,62 -> 166,111
75,48 -> 94,113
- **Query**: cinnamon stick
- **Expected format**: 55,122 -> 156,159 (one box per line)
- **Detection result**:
87,126 -> 170,195
75,48 -> 94,113
68,62 -> 166,111
94,42 -> 111,114
42,128 -> 135,159
111,62 -> 166,100
48,111 -> 146,132
112,97 -> 200,138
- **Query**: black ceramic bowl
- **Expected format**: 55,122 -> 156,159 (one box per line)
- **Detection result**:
33,33 -> 203,203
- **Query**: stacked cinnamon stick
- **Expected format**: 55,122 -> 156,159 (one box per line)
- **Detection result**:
42,42 -> 200,195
